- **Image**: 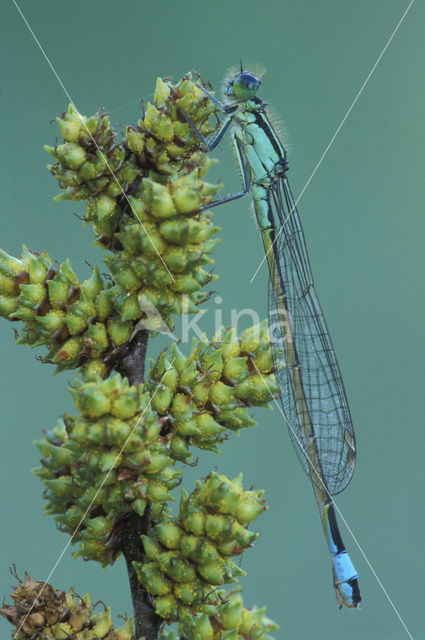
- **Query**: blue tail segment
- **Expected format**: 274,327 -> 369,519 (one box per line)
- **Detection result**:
324,503 -> 361,608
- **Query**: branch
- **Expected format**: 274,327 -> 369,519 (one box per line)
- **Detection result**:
116,329 -> 162,640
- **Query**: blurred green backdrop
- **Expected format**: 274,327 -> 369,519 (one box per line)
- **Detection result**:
1,1 -> 423,639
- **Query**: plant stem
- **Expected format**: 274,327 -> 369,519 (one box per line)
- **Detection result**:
118,329 -> 162,640
115,328 -> 150,386
122,506 -> 162,640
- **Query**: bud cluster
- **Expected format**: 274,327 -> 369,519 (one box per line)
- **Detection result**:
0,246 -> 135,374
103,166 -> 221,329
135,472 -> 265,622
148,322 -> 278,460
126,75 -> 217,175
46,75 -> 220,247
45,105 -> 139,207
177,589 -> 278,640
0,573 -> 277,640
47,75 -> 222,327
33,375 -> 180,565
0,572 -> 134,640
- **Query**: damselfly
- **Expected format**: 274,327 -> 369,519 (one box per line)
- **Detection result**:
182,66 -> 361,609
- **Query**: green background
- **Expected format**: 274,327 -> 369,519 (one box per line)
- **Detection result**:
1,1 -> 423,639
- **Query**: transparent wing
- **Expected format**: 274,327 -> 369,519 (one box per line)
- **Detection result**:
267,176 -> 356,495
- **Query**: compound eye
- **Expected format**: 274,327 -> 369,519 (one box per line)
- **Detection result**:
233,72 -> 261,100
